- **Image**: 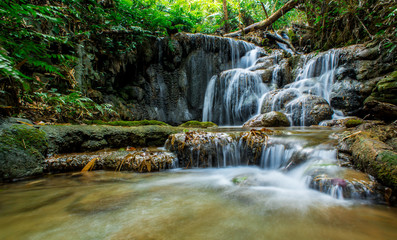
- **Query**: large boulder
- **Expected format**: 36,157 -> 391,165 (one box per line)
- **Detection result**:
0,120 -> 48,181
337,123 -> 397,204
243,111 -> 290,127
329,78 -> 366,115
260,89 -> 300,113
363,100 -> 397,122
366,71 -> 397,105
44,149 -> 176,173
41,125 -> 184,154
285,95 -> 333,126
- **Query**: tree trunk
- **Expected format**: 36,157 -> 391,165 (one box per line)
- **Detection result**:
224,0 -> 301,37
222,0 -> 229,32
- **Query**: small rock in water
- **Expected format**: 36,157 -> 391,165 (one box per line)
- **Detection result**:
331,178 -> 347,187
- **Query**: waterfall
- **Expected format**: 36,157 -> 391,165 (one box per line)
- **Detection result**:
202,47 -> 269,125
259,50 -> 342,126
203,68 -> 268,125
291,50 -> 339,102
145,34 -> 258,124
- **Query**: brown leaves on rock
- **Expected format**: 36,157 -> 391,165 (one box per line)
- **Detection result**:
114,151 -> 175,173
81,157 -> 98,172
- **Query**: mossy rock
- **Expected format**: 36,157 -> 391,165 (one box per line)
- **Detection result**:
178,121 -> 218,128
243,111 -> 290,127
41,125 -> 185,154
84,120 -> 169,127
345,119 -> 364,128
365,71 -> 397,105
350,134 -> 397,194
0,123 -> 48,180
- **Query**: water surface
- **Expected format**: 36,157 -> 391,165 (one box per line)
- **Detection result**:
1,169 -> 396,240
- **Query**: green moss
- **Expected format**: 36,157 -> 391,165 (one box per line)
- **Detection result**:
0,125 -> 48,155
232,176 -> 247,184
84,120 -> 169,127
178,121 -> 218,128
0,124 -> 48,180
345,119 -> 364,128
365,71 -> 397,105
376,150 -> 397,188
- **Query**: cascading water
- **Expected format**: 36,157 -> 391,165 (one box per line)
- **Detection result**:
146,34 -> 258,124
291,50 -> 339,102
165,128 -> 386,202
259,50 -> 343,126
202,47 -> 269,125
203,69 -> 269,125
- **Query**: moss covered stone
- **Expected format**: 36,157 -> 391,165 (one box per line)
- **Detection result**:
41,125 -> 185,154
0,123 -> 48,180
343,126 -> 397,198
375,151 -> 397,189
84,120 -> 169,127
179,121 -> 217,128
365,71 -> 397,105
345,119 -> 364,128
243,111 -> 290,127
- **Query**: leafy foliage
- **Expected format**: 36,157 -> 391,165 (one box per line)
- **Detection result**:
300,0 -> 397,50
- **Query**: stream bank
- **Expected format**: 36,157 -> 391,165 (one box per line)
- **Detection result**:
0,118 -> 184,181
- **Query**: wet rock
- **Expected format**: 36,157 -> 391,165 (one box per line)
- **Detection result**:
283,150 -> 310,170
320,117 -> 364,128
253,68 -> 274,83
81,139 -> 108,152
363,100 -> 397,122
0,121 -> 48,181
44,149 -> 176,173
307,168 -> 389,202
179,121 -> 217,128
337,123 -> 397,204
243,111 -> 290,127
165,131 -> 237,168
166,129 -> 273,168
285,95 -> 333,126
355,47 -> 380,60
260,89 -> 300,113
248,56 -> 275,71
329,79 -> 365,114
364,71 -> 397,103
335,66 -> 357,81
41,125 -> 184,155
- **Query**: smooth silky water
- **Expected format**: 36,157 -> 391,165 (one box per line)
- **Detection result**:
1,128 -> 396,240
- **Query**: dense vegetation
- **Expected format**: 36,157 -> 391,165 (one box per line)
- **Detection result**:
0,0 -> 396,122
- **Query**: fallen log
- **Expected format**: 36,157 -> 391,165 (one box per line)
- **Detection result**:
225,0 -> 302,38
265,32 -> 297,53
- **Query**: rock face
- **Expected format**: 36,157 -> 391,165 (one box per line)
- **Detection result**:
165,129 -> 272,168
44,149 -> 176,173
307,167 -> 388,201
363,100 -> 397,121
0,120 -> 185,180
74,32 -> 396,126
41,125 -> 184,154
78,33 -> 257,125
0,119 -> 48,181
243,111 -> 290,127
260,89 -> 300,113
285,95 -> 333,126
337,123 -> 397,204
365,71 -> 397,105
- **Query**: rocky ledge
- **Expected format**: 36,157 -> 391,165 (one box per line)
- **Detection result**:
337,121 -> 397,204
0,118 -> 184,181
